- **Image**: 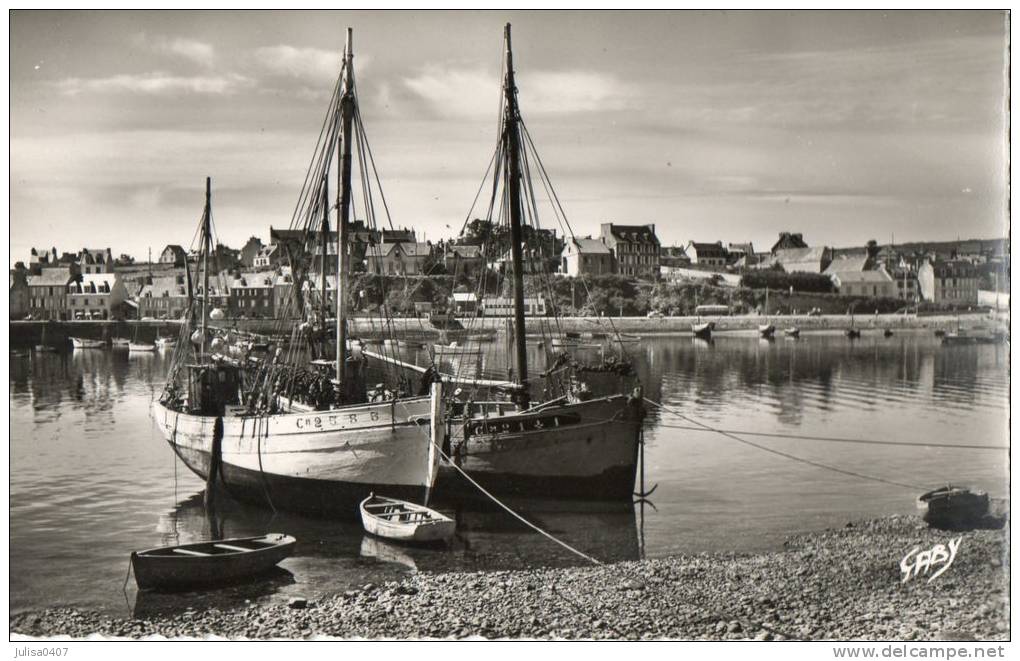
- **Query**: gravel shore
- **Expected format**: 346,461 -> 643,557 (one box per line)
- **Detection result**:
11,515 -> 1009,640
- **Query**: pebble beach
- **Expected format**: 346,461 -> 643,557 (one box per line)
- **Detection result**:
10,515 -> 1009,640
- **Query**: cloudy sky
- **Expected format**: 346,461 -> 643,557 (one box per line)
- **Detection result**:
10,10 -> 1009,264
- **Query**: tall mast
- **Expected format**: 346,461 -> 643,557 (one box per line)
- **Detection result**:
335,28 -> 355,390
201,176 -> 211,361
502,23 -> 529,407
320,175 -> 330,324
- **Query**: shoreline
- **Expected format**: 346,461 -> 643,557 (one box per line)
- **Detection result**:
10,515 -> 1009,640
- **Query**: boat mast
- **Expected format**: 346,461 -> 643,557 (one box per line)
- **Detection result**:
502,23 -> 530,407
335,28 -> 355,391
201,176 -> 211,361
321,176 -> 330,325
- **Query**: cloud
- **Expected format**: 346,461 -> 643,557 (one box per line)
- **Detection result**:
253,45 -> 344,84
133,33 -> 215,67
401,66 -> 635,119
57,72 -> 251,96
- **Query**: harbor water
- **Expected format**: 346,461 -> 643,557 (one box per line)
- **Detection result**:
9,330 -> 1008,615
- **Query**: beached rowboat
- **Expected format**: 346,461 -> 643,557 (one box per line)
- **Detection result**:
359,494 -> 456,543
130,533 -> 297,591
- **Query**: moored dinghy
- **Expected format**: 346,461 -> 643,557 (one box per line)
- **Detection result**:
131,533 -> 297,591
70,337 -> 105,349
360,493 -> 456,544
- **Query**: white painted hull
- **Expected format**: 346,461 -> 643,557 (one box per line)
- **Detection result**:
360,496 -> 456,543
150,383 -> 445,518
70,337 -> 104,349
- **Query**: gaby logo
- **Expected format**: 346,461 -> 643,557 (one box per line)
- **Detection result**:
900,538 -> 962,584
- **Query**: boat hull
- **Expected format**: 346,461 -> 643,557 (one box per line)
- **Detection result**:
70,337 -> 104,349
151,384 -> 444,519
131,534 -> 296,591
439,394 -> 644,500
360,497 -> 456,543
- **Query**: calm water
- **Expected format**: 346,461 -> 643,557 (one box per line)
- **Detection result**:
9,331 -> 1009,615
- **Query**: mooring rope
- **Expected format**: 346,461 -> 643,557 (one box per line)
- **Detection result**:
643,397 -> 926,492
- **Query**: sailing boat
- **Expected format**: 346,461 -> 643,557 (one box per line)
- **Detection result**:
758,286 -> 775,338
691,290 -> 713,339
434,25 -> 645,500
845,306 -> 861,338
150,30 -> 444,518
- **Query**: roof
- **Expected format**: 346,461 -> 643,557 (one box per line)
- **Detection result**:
771,232 -> 808,252
775,247 -> 828,264
927,260 -> 978,277
27,267 -> 76,287
78,248 -> 111,264
452,292 -> 478,301
688,242 -> 728,257
567,238 -> 612,255
374,242 -> 431,258
69,273 -> 119,293
728,242 -> 755,255
143,275 -> 188,298
831,270 -> 893,285
231,272 -> 275,288
602,224 -> 659,244
823,254 -> 871,275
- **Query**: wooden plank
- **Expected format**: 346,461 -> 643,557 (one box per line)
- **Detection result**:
213,543 -> 253,553
172,548 -> 211,557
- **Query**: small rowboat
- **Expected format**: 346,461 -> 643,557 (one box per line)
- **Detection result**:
70,337 -> 105,349
129,342 -> 157,352
131,533 -> 297,591
691,321 -> 714,339
917,486 -> 989,529
845,328 -> 861,339
550,336 -> 602,349
883,329 -> 894,338
360,494 -> 456,544
758,324 -> 776,339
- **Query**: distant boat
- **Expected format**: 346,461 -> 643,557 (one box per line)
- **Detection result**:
941,329 -> 1004,346
784,327 -> 801,338
933,329 -> 947,337
845,328 -> 861,339
129,342 -> 157,352
432,342 -> 484,356
155,337 -> 176,349
759,287 -> 776,338
883,328 -> 894,338
131,533 -> 297,591
549,337 -> 601,349
35,325 -> 57,352
359,494 -> 455,544
70,337 -> 104,349
691,321 -> 714,339
917,486 -> 989,529
111,337 -> 131,348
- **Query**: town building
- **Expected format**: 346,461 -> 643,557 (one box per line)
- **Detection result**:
10,268 -> 29,319
273,268 -> 299,319
381,227 -> 417,244
599,224 -> 660,278
229,272 -> 276,318
480,295 -> 547,317
29,247 -> 57,271
239,236 -> 265,268
76,248 -> 114,275
685,241 -> 729,267
773,246 -> 832,274
450,291 -> 479,315
159,244 -> 188,266
253,244 -> 284,269
770,232 -> 809,254
823,254 -> 872,276
67,273 -> 129,320
660,245 -> 691,268
138,274 -> 190,320
830,270 -> 895,298
26,266 -> 80,320
888,267 -> 920,302
443,244 -> 484,278
561,238 -> 613,277
365,242 -> 432,276
917,260 -> 979,304
727,242 -> 757,267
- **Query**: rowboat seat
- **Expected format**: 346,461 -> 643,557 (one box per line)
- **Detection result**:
213,543 -> 252,552
172,548 -> 211,557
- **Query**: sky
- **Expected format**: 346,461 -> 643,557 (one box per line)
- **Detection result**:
9,10 -> 1010,265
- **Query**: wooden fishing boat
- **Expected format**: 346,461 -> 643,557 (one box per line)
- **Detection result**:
758,287 -> 775,338
360,494 -> 455,543
917,486 -> 989,529
151,31 -> 446,519
70,337 -> 105,349
429,26 -> 645,501
691,321 -> 714,339
131,533 -> 297,591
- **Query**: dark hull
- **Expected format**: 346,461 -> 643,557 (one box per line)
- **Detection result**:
438,394 -> 644,501
171,443 -> 430,519
132,538 -> 296,591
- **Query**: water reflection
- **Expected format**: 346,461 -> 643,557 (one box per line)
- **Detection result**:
10,331 -> 1008,615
